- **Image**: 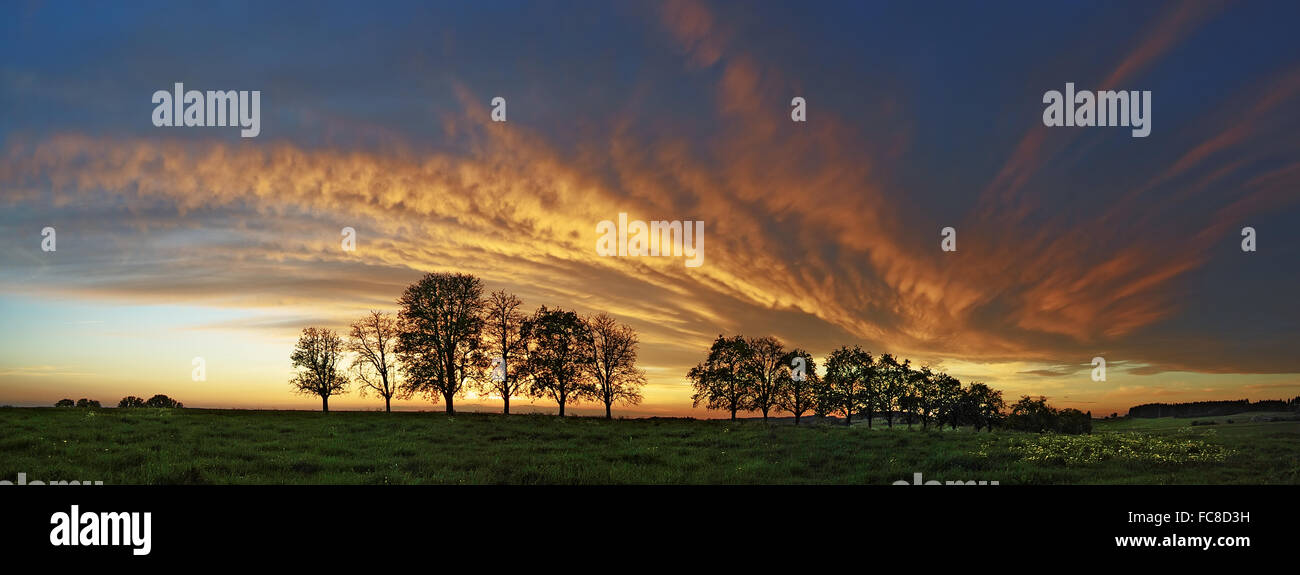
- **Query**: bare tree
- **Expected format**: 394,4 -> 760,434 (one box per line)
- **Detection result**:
585,313 -> 646,419
480,289 -> 529,414
396,272 -> 485,414
348,310 -> 400,412
290,326 -> 349,412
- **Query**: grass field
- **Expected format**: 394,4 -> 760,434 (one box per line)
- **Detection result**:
1,407 -> 1297,484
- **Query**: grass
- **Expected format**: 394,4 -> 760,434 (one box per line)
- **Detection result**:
0,407 -> 1297,484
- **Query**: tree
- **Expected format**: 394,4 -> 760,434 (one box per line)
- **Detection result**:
396,272 -> 485,414
145,394 -> 183,408
480,289 -> 529,414
523,307 -> 595,417
75,398 -> 101,408
290,326 -> 350,412
875,354 -> 909,428
348,310 -> 400,412
813,365 -> 836,419
933,372 -> 963,430
777,348 -> 819,425
1057,408 -> 1092,434
688,335 -> 754,420
745,336 -> 787,422
824,346 -> 873,426
1004,396 -> 1091,434
908,366 -> 941,429
55,399 -> 75,407
585,312 -> 646,419
1006,395 -> 1056,432
118,396 -> 146,408
962,382 -> 1005,432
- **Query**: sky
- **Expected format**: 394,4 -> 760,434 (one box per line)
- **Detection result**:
1,0 -> 1298,417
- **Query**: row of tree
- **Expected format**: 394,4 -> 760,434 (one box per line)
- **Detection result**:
288,272 -> 1081,431
290,272 -> 647,417
1128,397 -> 1300,419
688,337 -> 1008,430
52,394 -> 184,409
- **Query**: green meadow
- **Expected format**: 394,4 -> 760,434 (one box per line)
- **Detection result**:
0,407 -> 1296,485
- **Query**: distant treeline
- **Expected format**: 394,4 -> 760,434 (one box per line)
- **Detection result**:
687,336 -> 1092,433
1128,397 -> 1300,419
54,395 -> 184,409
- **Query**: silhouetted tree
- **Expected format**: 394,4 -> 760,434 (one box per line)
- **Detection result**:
745,336 -> 786,422
144,394 -> 183,408
962,382 -> 1004,432
776,348 -> 819,425
1006,395 -> 1056,432
396,272 -> 485,414
933,373 -> 963,429
290,326 -> 349,412
906,366 -> 941,429
875,354 -> 909,428
348,310 -> 400,412
55,399 -> 75,407
118,396 -> 146,408
584,312 -> 645,419
523,307 -> 595,417
1057,408 -> 1092,434
825,346 -> 873,426
480,289 -> 529,414
688,335 -> 754,420
813,366 -> 836,419
75,398 -> 101,409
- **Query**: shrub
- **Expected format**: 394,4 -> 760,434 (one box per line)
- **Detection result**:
145,394 -> 183,409
118,396 -> 147,408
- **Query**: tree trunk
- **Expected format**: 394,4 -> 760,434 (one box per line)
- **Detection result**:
558,400 -> 566,417
730,407 -> 737,421
444,393 -> 454,414
384,395 -> 391,413
605,402 -> 612,419
794,413 -> 801,426
503,395 -> 510,415
321,396 -> 329,412
762,407 -> 769,422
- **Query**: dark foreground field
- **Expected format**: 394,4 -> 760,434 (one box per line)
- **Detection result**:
1,407 -> 1297,484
